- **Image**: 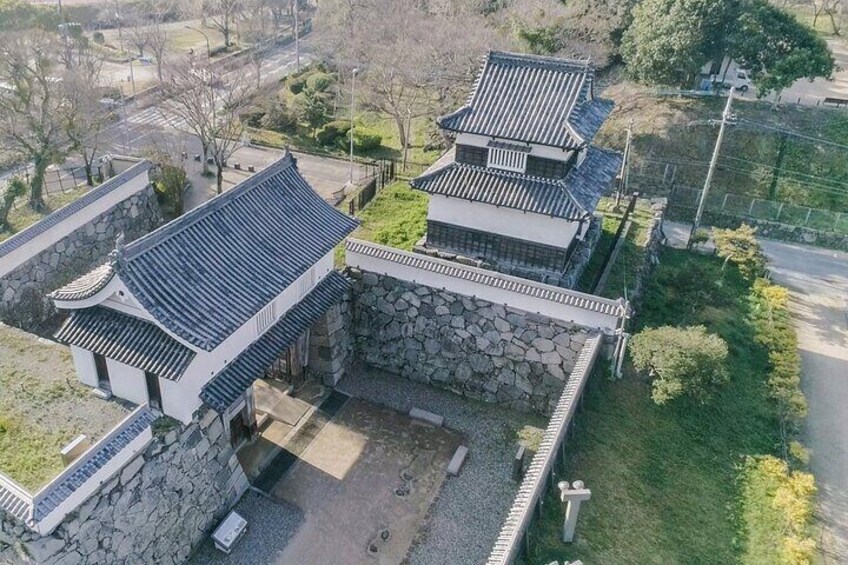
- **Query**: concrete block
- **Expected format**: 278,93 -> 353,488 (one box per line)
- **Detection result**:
409,407 -> 444,427
447,445 -> 468,476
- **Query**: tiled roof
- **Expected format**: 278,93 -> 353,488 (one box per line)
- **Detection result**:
410,146 -> 622,219
345,239 -> 628,319
54,306 -> 196,381
114,153 -> 358,351
0,161 -> 152,260
437,51 -> 613,149
49,262 -> 116,301
201,272 -> 350,413
0,477 -> 32,524
33,407 -> 157,521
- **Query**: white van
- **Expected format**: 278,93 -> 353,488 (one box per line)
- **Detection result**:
721,70 -> 752,92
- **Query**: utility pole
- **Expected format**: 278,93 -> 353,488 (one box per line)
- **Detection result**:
293,0 -> 300,71
688,88 -> 735,249
615,119 -> 633,209
348,67 -> 359,185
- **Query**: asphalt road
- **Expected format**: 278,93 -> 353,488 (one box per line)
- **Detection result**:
760,239 -> 848,564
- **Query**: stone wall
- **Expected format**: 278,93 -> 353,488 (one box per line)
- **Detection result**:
0,185 -> 162,333
348,269 -> 594,415
629,198 -> 667,309
0,408 -> 249,565
412,218 -> 602,290
667,205 -> 848,252
309,293 -> 353,386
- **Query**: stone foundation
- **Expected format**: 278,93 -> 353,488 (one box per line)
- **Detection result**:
0,185 -> 162,333
0,408 -> 248,565
348,270 -> 594,415
309,293 -> 353,386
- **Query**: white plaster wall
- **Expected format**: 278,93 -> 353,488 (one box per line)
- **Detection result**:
71,346 -> 99,388
455,133 -> 578,162
428,195 -> 581,249
0,164 -> 151,278
347,244 -> 623,331
159,250 -> 336,423
106,359 -> 148,406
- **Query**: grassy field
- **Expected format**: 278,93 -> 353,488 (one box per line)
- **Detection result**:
524,249 -> 781,564
0,185 -> 91,244
596,82 -> 848,215
349,180 -> 428,249
577,197 -> 655,298
0,325 -> 130,490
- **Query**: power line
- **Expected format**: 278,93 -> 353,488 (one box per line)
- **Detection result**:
735,118 -> 848,152
720,154 -> 848,191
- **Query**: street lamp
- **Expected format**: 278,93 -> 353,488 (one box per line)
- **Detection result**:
185,25 -> 211,58
349,67 -> 359,185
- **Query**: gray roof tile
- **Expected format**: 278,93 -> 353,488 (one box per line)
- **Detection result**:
437,51 -> 612,149
411,146 -> 622,219
201,272 -> 350,413
49,262 -> 116,301
114,153 -> 358,351
345,239 -> 628,319
33,407 -> 157,521
54,306 -> 196,381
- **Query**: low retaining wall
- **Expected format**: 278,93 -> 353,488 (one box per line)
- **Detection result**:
0,164 -> 162,332
668,205 -> 848,252
0,409 -> 248,565
628,198 -> 667,308
487,335 -> 602,565
308,292 -> 353,387
349,269 -> 594,415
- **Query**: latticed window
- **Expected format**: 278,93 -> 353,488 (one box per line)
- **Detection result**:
487,147 -> 527,173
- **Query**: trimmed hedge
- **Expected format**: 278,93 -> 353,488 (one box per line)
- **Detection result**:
740,456 -> 816,564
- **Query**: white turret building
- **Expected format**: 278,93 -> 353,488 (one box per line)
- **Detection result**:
411,51 -> 623,286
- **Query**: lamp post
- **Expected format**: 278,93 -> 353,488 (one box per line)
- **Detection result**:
185,25 -> 211,58
349,67 -> 359,185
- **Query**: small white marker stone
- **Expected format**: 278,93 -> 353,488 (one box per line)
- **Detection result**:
409,407 -> 444,427
447,445 -> 468,476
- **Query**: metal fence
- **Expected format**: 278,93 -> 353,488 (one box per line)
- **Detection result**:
669,184 -> 848,235
2,164 -> 93,211
347,159 -> 395,215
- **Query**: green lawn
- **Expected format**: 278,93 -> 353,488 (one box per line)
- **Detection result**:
577,197 -> 655,297
350,180 -> 428,249
0,325 -> 130,490
524,249 -> 781,564
1,185 -> 91,244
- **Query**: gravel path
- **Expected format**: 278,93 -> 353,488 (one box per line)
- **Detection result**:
338,366 -> 546,565
187,491 -> 304,565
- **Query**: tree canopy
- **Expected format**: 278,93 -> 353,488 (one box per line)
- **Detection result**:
621,0 -> 833,91
630,325 -> 730,405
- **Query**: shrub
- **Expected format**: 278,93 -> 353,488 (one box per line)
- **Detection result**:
713,224 -> 767,281
630,325 -> 729,405
1,177 -> 28,230
316,120 -> 351,146
92,31 -> 105,45
740,456 -> 817,564
306,72 -> 333,93
294,89 -> 331,136
288,75 -> 308,94
344,128 -> 383,152
260,101 -> 298,133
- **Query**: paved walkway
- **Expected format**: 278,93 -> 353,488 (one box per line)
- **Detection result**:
665,221 -> 848,561
760,239 -> 848,563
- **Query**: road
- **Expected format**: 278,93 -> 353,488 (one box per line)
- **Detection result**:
665,221 -> 848,561
760,239 -> 848,564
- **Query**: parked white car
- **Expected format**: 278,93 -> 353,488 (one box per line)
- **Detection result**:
712,69 -> 752,92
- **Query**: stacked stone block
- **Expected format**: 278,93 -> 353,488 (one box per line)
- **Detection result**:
0,408 -> 249,565
349,270 -> 594,415
309,293 -> 353,386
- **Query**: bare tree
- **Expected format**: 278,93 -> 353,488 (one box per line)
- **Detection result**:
206,0 -> 241,49
160,58 -> 254,193
316,0 -> 500,153
0,31 -> 66,211
126,11 -> 151,57
62,55 -> 111,186
242,0 -> 272,85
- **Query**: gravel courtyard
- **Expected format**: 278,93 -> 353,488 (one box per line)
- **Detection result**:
338,366 -> 548,565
